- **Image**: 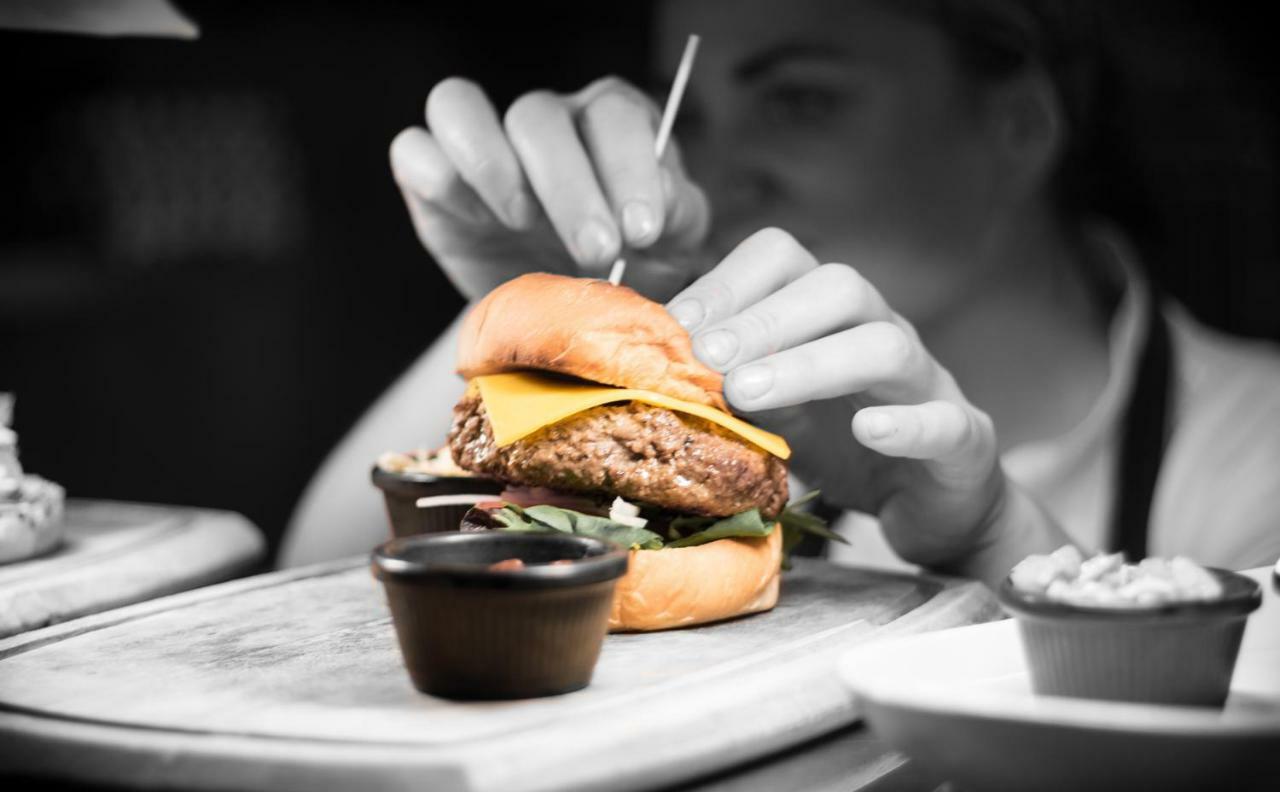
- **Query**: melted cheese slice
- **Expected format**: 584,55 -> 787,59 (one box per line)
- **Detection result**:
474,372 -> 791,459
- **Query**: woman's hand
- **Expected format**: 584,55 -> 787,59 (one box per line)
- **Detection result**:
389,76 -> 710,302
668,228 -> 1071,584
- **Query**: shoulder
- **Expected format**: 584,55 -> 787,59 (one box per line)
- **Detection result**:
1155,303 -> 1280,568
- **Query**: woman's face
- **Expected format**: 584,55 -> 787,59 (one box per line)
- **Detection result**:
657,0 -> 1029,325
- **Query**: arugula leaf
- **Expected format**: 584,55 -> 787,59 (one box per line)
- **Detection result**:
780,509 -> 848,545
777,490 -> 848,569
490,506 -> 535,530
559,511 -> 664,550
786,489 -> 822,510
667,509 -> 775,548
778,491 -> 848,546
492,503 -> 663,550
780,524 -> 807,571
523,505 -> 575,533
486,493 -> 840,558
667,514 -> 713,534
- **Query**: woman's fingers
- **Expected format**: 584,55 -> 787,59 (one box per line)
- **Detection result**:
723,321 -> 948,411
389,126 -> 493,229
666,228 -> 820,333
678,230 -> 965,413
504,91 -> 626,274
569,78 -> 709,255
853,401 -> 996,469
413,75 -> 704,278
424,78 -> 536,230
576,90 -> 664,248
690,262 -> 898,371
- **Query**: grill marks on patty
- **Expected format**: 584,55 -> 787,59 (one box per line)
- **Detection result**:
448,393 -> 789,518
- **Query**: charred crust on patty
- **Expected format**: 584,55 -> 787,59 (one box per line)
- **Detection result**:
448,392 -> 789,518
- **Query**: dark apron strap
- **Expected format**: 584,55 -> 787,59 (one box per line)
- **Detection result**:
1109,287 -> 1175,559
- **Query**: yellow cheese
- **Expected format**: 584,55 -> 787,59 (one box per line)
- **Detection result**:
474,372 -> 791,459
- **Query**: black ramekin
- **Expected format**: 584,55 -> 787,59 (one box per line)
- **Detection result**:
998,568 -> 1262,707
370,464 -> 504,538
371,531 -> 628,700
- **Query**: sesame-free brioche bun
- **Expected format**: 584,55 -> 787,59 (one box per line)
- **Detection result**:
457,273 -> 728,412
454,272 -> 788,632
608,521 -> 782,632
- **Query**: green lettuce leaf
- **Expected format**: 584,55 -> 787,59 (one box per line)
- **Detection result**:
666,508 -> 774,548
522,504 -> 575,533
492,504 -> 663,550
561,511 -> 665,550
487,491 -> 842,560
778,490 -> 848,569
489,505 -> 533,530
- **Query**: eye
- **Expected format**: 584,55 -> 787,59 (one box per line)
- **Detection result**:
757,82 -> 851,127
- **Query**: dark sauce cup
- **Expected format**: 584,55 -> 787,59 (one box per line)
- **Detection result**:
998,568 -> 1262,707
372,531 -> 628,700
370,464 -> 503,538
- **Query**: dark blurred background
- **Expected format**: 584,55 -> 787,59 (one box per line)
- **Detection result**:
1,1 -> 1276,563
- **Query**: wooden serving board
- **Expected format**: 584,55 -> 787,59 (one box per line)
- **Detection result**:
0,499 -> 265,638
0,557 -> 1000,792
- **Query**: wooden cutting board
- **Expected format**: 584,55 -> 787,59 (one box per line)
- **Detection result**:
0,499 -> 265,638
0,556 -> 1000,792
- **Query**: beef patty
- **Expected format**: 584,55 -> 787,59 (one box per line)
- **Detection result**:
448,392 -> 789,518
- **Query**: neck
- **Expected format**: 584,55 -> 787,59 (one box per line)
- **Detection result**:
922,209 -> 1113,451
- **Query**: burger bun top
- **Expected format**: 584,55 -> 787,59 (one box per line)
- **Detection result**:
457,273 -> 728,411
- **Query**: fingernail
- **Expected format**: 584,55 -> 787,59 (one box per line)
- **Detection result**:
574,220 -> 617,265
695,329 -> 738,368
505,193 -> 534,229
622,201 -> 658,246
862,411 -> 896,440
668,299 -> 705,330
731,365 -> 774,401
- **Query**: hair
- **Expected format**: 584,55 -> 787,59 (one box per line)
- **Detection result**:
878,0 -> 1150,236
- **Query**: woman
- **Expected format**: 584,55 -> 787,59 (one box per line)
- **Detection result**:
281,0 -> 1280,579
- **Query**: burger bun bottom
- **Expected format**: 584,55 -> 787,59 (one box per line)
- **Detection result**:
608,524 -> 783,632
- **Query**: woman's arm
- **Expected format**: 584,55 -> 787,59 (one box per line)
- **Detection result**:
278,311 -> 468,568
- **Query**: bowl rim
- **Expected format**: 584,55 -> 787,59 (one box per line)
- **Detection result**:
998,566 -> 1262,620
371,530 -> 629,589
370,463 -> 483,485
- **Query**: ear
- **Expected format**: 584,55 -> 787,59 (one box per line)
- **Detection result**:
987,66 -> 1064,198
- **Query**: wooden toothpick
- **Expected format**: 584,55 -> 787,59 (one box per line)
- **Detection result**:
609,33 -> 700,286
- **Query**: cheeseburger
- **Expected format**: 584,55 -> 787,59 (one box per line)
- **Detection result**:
447,272 -> 814,632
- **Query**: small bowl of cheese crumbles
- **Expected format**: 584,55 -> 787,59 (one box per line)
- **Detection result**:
0,394 -> 66,565
999,546 -> 1261,707
371,446 -> 503,539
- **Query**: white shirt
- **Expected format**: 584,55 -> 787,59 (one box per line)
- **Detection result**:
829,231 -> 1280,572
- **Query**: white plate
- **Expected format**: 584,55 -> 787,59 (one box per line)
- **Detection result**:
838,567 -> 1280,791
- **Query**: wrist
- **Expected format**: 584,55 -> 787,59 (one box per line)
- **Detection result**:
932,474 -> 1075,589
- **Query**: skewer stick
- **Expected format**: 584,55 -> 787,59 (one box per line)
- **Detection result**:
607,258 -> 627,285
652,33 -> 700,162
609,33 -> 701,286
